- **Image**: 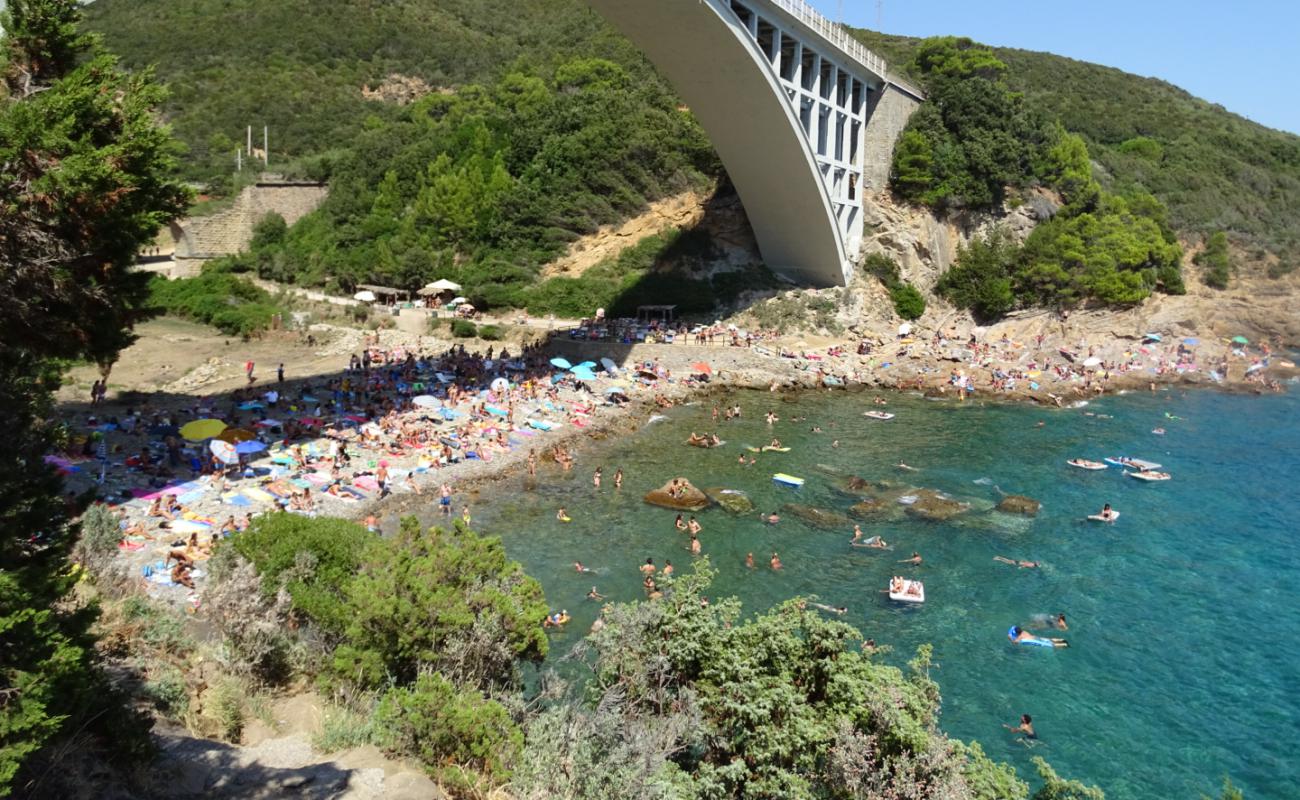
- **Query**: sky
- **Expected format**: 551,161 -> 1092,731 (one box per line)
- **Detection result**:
806,0 -> 1298,135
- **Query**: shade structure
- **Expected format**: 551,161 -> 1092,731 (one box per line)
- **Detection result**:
181,419 -> 227,441
353,290 -> 377,302
571,368 -> 598,382
490,377 -> 510,393
425,279 -> 461,292
550,357 -> 572,370
1082,356 -> 1103,368
209,439 -> 238,464
574,361 -> 597,370
1182,338 -> 1200,346
691,361 -> 713,374
600,357 -> 619,374
1232,336 -> 1249,344
217,427 -> 258,444
411,395 -> 441,408
235,440 -> 267,455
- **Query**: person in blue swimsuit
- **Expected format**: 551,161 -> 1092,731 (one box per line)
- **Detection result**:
1009,625 -> 1068,648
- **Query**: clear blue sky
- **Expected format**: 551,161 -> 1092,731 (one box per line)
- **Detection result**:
807,0 -> 1297,135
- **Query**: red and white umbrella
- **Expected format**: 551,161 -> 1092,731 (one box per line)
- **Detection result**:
209,439 -> 238,464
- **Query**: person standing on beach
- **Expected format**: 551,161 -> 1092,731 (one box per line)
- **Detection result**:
527,449 -> 537,477
245,360 -> 255,384
439,482 -> 452,516
277,363 -> 285,383
614,468 -> 623,489
593,467 -> 602,489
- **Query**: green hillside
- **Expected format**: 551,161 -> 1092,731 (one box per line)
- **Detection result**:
850,28 -> 1300,266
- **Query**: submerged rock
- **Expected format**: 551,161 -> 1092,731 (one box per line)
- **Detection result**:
782,503 -> 852,529
904,489 -> 970,521
705,488 -> 754,514
996,494 -> 1041,516
849,498 -> 890,518
644,479 -> 710,511
837,475 -> 895,497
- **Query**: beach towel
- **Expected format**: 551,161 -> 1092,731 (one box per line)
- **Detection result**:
353,476 -> 380,492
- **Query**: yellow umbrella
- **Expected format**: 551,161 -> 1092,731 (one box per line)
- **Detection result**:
180,418 -> 227,441
216,427 -> 257,444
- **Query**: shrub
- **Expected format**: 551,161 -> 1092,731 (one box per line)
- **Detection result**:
314,703 -> 381,752
144,666 -> 190,719
476,324 -> 502,340
861,253 -> 902,287
74,503 -> 123,579
450,319 -> 478,338
938,230 -> 1018,322
1194,231 -> 1232,289
375,672 -> 522,786
890,282 -> 927,320
202,552 -> 295,685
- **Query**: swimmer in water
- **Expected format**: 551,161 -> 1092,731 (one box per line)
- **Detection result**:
675,514 -> 687,531
1098,503 -> 1116,521
662,560 -> 674,577
832,439 -> 840,448
899,551 -> 923,566
557,507 -> 571,522
1008,625 -> 1068,647
764,511 -> 780,524
1054,613 -> 1068,631
587,586 -> 604,600
745,552 -> 755,569
809,602 -> 847,615
770,552 -> 783,570
687,516 -> 702,535
853,535 -> 888,549
640,558 -> 656,575
689,533 -> 701,555
994,556 -> 1040,568
574,562 -> 594,573
851,524 -> 864,544
1004,713 -> 1037,740
896,462 -> 918,472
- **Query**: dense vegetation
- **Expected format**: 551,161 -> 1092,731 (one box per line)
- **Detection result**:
885,37 -> 1184,318
146,268 -> 283,335
852,28 -> 1300,270
862,253 -> 926,320
0,1 -> 188,794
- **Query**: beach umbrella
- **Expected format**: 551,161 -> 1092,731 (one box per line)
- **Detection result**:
147,423 -> 180,437
217,427 -> 257,444
209,439 -> 238,464
235,440 -> 267,455
298,417 -> 322,427
605,386 -> 628,395
1082,356 -> 1103,368
571,367 -> 598,382
412,394 -> 441,408
1143,333 -> 1162,342
1182,338 -> 1200,346
424,278 -> 461,292
600,357 -> 619,374
353,290 -> 377,302
237,401 -> 264,411
450,296 -> 468,305
1245,363 -> 1265,374
897,322 -> 912,336
691,362 -> 713,375
490,377 -> 510,393
550,357 -> 572,370
255,419 -> 282,428
1232,336 -> 1249,344
574,361 -> 597,370
181,418 -> 227,441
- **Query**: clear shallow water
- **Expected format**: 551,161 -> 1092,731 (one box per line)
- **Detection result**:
466,387 -> 1300,799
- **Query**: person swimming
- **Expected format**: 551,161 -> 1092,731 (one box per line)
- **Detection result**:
1004,713 -> 1037,740
994,556 -> 1040,568
764,511 -> 780,524
574,562 -> 594,574
1099,503 -> 1116,521
1008,625 -> 1067,647
770,552 -> 783,570
745,552 -> 755,569
899,551 -> 923,566
687,517 -> 702,535
1055,613 -> 1068,631
640,558 -> 656,575
675,514 -> 687,531
557,507 -> 572,522
809,602 -> 847,615
587,586 -> 604,600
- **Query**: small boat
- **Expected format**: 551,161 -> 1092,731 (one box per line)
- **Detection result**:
772,473 -> 804,488
888,578 -> 925,603
1067,459 -> 1108,471
1127,470 -> 1171,482
1087,511 -> 1121,523
864,411 -> 895,420
1105,457 -> 1162,470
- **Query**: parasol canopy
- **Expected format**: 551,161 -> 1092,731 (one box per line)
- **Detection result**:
181,419 -> 226,441
691,362 -> 712,375
549,357 -> 572,370
235,440 -> 267,455
353,290 -> 377,302
217,428 -> 257,444
600,357 -> 619,374
1232,336 -> 1249,344
209,439 -> 238,464
1082,356 -> 1103,367
411,395 -> 441,408
490,377 -> 510,393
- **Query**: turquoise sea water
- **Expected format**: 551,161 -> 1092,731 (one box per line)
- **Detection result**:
467,386 -> 1299,798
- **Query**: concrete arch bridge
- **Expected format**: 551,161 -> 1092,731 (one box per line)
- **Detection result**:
587,0 -> 922,286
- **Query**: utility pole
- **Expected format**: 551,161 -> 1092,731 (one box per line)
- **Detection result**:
246,125 -> 252,162
263,125 -> 269,166
236,147 -> 242,172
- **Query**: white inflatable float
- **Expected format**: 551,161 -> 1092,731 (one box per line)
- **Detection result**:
888,577 -> 925,603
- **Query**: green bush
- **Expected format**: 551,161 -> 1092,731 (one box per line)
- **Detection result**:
450,319 -> 478,338
938,230 -> 1018,322
1194,231 -> 1233,289
889,282 -> 927,320
861,252 -> 902,287
376,672 -> 522,786
74,503 -> 123,577
148,269 -> 284,336
477,324 -> 503,340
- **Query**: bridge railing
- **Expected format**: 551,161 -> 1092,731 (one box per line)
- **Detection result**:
765,0 -> 887,77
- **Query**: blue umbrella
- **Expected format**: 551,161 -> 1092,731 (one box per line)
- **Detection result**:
550,357 -> 572,370
574,361 -> 597,370
235,440 -> 267,455
238,401 -> 264,411
1143,333 -> 1162,342
571,368 -> 598,382
1182,337 -> 1199,346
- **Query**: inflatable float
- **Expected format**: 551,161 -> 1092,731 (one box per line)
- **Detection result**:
1105,457 -> 1161,470
1067,459 -> 1108,471
1008,626 -> 1058,647
888,578 -> 925,603
1087,511 -> 1120,523
863,411 -> 895,420
772,473 -> 804,488
1127,470 -> 1171,482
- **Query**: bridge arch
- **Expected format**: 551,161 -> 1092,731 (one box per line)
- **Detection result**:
586,0 -> 920,286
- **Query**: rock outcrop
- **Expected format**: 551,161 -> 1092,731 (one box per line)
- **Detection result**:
997,495 -> 1042,515
782,503 -> 852,529
902,489 -> 970,521
705,488 -> 754,514
644,479 -> 710,511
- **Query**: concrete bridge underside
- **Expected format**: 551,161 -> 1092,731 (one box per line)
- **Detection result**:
587,0 -> 918,287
